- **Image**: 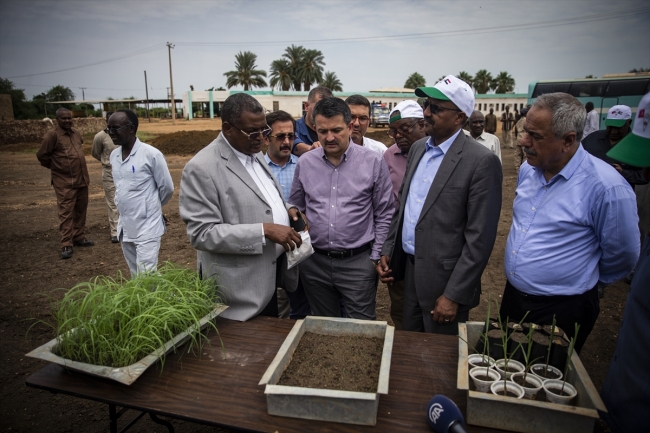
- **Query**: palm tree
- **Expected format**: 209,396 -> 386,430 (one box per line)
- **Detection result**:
457,71 -> 474,89
629,68 -> 650,73
436,75 -> 447,84
269,59 -> 292,91
223,51 -> 267,91
404,72 -> 426,89
473,69 -> 494,94
282,44 -> 306,91
300,49 -> 325,91
320,71 -> 343,92
492,71 -> 515,94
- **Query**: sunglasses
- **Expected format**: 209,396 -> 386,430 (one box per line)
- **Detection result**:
268,133 -> 296,142
423,99 -> 462,115
230,124 -> 272,140
387,120 -> 420,138
104,124 -> 133,134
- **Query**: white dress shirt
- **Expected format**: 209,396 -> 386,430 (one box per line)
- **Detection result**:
583,110 -> 599,139
363,136 -> 387,155
464,130 -> 502,163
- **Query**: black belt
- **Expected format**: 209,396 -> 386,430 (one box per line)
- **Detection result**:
506,280 -> 598,302
313,242 -> 371,259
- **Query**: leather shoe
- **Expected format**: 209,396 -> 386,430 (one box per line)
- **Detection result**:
111,236 -> 119,244
73,238 -> 95,247
61,247 -> 73,259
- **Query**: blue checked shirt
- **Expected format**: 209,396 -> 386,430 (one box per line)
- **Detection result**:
264,153 -> 298,200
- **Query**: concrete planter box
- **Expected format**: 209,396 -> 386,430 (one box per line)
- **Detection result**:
25,304 -> 228,386
259,316 -> 394,426
458,322 -> 606,433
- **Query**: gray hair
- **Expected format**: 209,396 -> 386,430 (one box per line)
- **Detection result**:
533,93 -> 586,142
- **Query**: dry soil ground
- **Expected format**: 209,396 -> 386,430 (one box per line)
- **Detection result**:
0,123 -> 624,432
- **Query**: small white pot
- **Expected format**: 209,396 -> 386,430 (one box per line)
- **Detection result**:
530,363 -> 563,382
511,372 -> 543,400
469,366 -> 500,393
494,359 -> 525,379
468,354 -> 496,369
543,379 -> 577,405
490,380 -> 525,399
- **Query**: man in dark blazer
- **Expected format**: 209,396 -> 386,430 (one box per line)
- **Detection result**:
377,75 -> 503,334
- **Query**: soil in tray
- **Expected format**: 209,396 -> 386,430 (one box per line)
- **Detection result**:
532,365 -> 562,380
278,332 -> 384,393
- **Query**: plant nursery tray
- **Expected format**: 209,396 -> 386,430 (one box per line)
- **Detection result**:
25,304 -> 228,386
458,322 -> 606,433
258,316 -> 394,426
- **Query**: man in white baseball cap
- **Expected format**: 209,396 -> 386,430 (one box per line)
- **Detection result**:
376,75 -> 503,334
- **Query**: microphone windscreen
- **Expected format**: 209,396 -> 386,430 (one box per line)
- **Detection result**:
427,394 -> 465,433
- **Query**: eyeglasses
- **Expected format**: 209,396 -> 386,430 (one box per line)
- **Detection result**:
104,124 -> 133,134
268,133 -> 296,142
387,120 -> 420,138
350,115 -> 370,124
230,123 -> 272,140
423,99 -> 462,115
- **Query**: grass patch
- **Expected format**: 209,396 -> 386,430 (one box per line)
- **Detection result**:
136,131 -> 160,143
50,262 -> 222,368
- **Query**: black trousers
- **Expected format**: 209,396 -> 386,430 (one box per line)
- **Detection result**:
499,280 -> 600,354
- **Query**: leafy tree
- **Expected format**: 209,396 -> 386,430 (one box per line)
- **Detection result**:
492,71 -> 515,94
300,49 -> 325,91
0,77 -> 38,119
320,71 -> 343,92
282,44 -> 306,91
473,69 -> 494,94
404,72 -> 426,89
223,51 -> 267,91
585,75 -> 595,78
457,71 -> 474,89
629,68 -> 650,73
269,59 -> 293,91
437,75 -> 447,83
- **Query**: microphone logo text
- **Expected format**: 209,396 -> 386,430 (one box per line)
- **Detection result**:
429,402 -> 444,423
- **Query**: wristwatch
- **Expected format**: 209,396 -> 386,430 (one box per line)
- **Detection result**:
371,259 -> 380,267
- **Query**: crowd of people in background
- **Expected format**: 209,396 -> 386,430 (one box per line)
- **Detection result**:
37,81 -> 650,433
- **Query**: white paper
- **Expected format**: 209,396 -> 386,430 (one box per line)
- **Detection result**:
287,231 -> 314,269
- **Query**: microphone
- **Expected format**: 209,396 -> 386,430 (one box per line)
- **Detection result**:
427,395 -> 468,433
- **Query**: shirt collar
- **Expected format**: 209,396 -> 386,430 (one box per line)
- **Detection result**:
425,128 -> 462,155
264,153 -> 297,167
321,139 -> 355,163
535,144 -> 586,184
224,135 -> 256,166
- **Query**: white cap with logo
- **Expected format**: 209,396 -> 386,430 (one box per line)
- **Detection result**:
606,105 -> 632,127
389,100 -> 424,124
414,75 -> 475,117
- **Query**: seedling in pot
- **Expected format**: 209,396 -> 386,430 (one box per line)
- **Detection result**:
493,299 -> 527,395
561,323 -> 580,394
531,315 -> 562,380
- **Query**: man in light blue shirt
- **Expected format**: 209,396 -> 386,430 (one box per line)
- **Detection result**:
108,110 -> 174,277
501,92 -> 639,353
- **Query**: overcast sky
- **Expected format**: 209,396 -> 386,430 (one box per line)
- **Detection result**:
1,0 -> 649,101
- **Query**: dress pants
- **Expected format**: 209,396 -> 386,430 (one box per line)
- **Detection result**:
121,236 -> 161,278
502,129 -> 514,148
54,185 -> 88,248
102,169 -> 119,237
387,279 -> 404,330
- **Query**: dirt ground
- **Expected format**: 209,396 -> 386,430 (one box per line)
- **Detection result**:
0,129 -> 625,432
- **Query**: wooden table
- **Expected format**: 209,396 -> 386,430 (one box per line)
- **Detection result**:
26,316 -> 503,433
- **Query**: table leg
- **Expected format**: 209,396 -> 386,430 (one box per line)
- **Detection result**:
149,413 -> 175,432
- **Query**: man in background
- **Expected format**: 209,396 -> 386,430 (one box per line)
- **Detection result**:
293,86 -> 332,156
464,110 -> 501,163
583,101 -> 599,138
485,107 -> 497,135
500,105 -> 515,149
513,106 -> 530,173
382,100 -> 426,329
37,108 -> 94,259
345,94 -> 387,155
108,109 -> 174,277
91,111 -> 120,243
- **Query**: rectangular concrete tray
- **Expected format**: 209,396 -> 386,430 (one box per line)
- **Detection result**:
259,316 -> 394,426
26,304 -> 228,386
458,322 -> 606,433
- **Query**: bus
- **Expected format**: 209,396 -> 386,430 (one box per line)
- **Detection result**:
527,74 -> 650,130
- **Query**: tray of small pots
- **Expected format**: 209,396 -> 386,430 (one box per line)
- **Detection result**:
457,299 -> 606,433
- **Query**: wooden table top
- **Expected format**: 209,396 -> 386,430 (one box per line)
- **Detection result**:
26,316 -> 503,433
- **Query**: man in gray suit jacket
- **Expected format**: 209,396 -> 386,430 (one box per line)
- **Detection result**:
377,76 -> 502,334
179,93 -> 304,322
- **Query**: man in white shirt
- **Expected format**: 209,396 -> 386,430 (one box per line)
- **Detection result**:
583,101 -> 599,139
107,109 -> 174,277
345,94 -> 387,155
464,110 -> 502,163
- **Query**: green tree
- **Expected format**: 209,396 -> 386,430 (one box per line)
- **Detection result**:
223,51 -> 267,91
492,71 -> 515,94
319,71 -> 343,92
269,59 -> 293,91
282,44 -> 306,91
404,72 -> 426,89
457,71 -> 474,89
46,85 -> 75,102
629,68 -> 650,73
585,75 -> 595,78
473,69 -> 494,94
300,49 -> 325,91
0,77 -> 38,119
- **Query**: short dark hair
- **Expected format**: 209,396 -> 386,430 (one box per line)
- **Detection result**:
222,93 -> 264,126
585,102 -> 594,110
345,94 -> 371,115
114,109 -> 139,133
266,110 -> 295,131
307,86 -> 333,103
312,97 -> 351,125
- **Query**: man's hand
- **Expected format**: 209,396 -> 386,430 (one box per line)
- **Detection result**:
263,223 -> 302,252
311,141 -> 322,150
163,214 -> 170,226
376,255 -> 394,283
612,164 -> 623,173
431,295 -> 459,324
288,208 -> 310,232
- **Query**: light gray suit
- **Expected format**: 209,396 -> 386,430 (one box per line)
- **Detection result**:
179,133 -> 298,321
381,131 -> 502,333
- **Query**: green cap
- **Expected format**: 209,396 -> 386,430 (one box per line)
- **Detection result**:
606,93 -> 650,167
415,87 -> 450,102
